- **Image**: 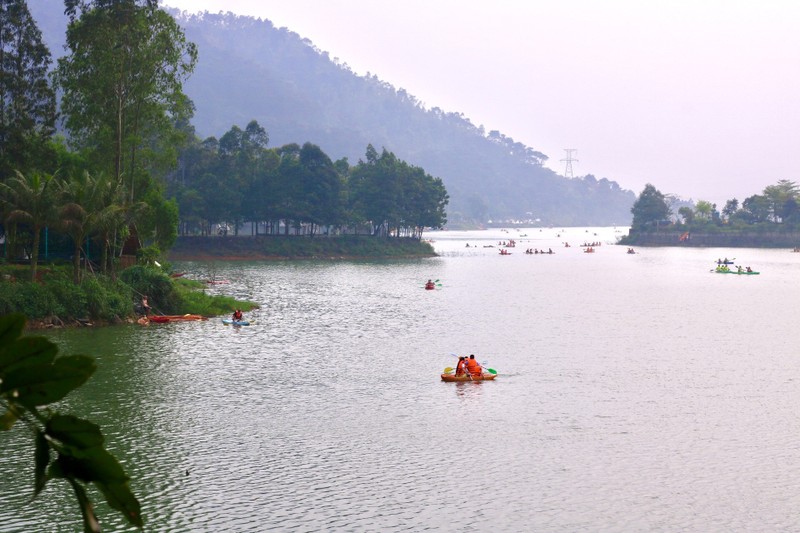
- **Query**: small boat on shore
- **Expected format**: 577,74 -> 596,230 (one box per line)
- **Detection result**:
148,314 -> 207,323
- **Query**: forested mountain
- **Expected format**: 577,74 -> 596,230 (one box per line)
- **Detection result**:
29,2 -> 635,226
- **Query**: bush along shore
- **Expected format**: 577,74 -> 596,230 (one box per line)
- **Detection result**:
167,235 -> 437,260
0,264 -> 257,329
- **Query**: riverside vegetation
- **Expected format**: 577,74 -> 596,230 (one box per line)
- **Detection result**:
0,264 -> 258,327
620,180 -> 800,247
2,0 -> 445,326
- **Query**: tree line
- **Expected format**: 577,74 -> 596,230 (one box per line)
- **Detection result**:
169,121 -> 448,239
630,180 -> 800,229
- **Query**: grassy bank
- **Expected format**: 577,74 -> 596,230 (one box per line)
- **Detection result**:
0,264 -> 257,328
168,235 -> 436,260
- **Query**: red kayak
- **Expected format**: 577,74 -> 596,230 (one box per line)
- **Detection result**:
147,314 -> 206,323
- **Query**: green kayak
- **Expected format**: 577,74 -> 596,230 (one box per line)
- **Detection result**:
713,269 -> 759,275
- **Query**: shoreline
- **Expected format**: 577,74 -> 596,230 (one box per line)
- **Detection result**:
167,235 -> 438,261
167,252 -> 437,261
25,315 -> 138,331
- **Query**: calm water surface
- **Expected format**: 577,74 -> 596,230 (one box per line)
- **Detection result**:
2,227 -> 800,532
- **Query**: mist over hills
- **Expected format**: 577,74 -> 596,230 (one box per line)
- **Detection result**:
29,2 -> 635,226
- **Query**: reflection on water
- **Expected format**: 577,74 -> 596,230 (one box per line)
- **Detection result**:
2,227 -> 800,531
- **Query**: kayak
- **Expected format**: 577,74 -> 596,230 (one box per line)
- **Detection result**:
441,373 -> 497,382
222,319 -> 250,326
149,314 -> 206,323
714,270 -> 759,275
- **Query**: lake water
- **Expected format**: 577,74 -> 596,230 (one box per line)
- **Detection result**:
2,227 -> 800,532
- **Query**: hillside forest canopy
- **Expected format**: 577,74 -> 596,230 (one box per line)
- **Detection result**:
28,1 -> 638,226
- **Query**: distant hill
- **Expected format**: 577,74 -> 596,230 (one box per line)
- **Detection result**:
29,2 -> 635,226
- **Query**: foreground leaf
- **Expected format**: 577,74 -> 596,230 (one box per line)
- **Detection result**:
0,355 -> 95,407
0,313 -> 25,350
46,415 -> 104,451
34,430 -> 51,496
97,481 -> 144,528
55,448 -> 128,484
66,477 -> 101,533
0,336 -> 58,374
0,407 -> 18,430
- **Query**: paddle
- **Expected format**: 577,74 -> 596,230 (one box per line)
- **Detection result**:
443,367 -> 454,373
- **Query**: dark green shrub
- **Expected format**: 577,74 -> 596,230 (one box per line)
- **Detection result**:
80,277 -> 109,319
119,265 -> 178,312
47,278 -> 88,318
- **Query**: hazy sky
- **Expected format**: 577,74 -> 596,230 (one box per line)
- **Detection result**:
162,0 -> 800,206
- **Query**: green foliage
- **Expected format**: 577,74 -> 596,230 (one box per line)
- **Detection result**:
136,245 -> 162,267
0,0 -> 57,180
630,184 -> 671,229
119,265 -> 178,313
0,265 -> 133,320
0,281 -> 55,317
79,277 -> 127,320
55,2 -> 197,187
0,170 -> 59,281
0,313 -> 142,531
173,284 -> 255,316
172,131 -> 449,239
47,278 -> 88,317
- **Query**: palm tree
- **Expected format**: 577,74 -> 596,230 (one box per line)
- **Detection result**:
59,170 -> 106,284
0,170 -> 58,281
93,176 -> 134,275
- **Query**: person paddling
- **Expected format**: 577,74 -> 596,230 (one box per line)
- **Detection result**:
232,309 -> 243,322
455,356 -> 467,376
465,354 -> 482,377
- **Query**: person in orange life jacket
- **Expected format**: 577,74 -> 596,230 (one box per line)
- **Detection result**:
455,356 -> 467,376
232,309 -> 243,321
465,354 -> 482,376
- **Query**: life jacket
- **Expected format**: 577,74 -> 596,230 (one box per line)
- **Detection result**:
233,311 -> 243,320
466,358 -> 482,376
455,359 -> 467,376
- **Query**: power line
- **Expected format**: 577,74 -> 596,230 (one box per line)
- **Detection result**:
561,148 -> 578,178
